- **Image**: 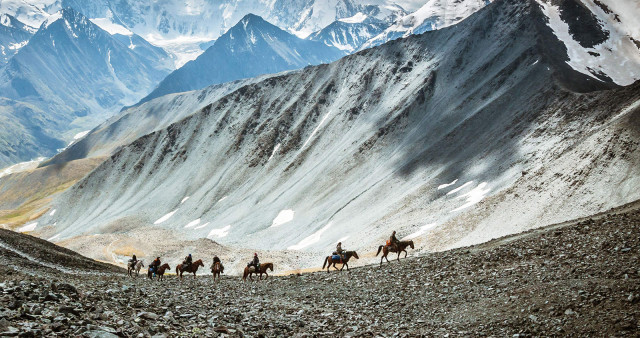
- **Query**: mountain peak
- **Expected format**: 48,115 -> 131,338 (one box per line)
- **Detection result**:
40,7 -> 88,31
234,13 -> 276,33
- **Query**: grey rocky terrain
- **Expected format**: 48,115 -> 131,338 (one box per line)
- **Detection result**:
1,201 -> 638,336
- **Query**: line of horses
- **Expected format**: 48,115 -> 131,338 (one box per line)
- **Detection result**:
126,240 -> 415,280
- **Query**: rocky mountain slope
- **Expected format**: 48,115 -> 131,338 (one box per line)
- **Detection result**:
1,200 -> 638,336
307,14 -> 390,52
30,0 -> 640,267
363,0 -> 491,49
139,14 -> 345,105
0,228 -> 122,276
0,14 -> 35,67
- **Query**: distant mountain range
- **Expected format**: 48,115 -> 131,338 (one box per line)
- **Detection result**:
0,0 -> 413,66
0,0 -> 496,168
0,8 -> 172,167
139,14 -> 346,105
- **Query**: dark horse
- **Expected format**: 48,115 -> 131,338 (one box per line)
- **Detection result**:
242,263 -> 273,281
210,261 -> 224,281
176,259 -> 204,280
376,240 -> 414,265
322,251 -> 359,272
148,263 -> 171,281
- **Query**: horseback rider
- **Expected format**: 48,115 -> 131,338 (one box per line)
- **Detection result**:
336,242 -> 344,260
247,253 -> 260,271
211,255 -> 222,273
389,231 -> 400,251
183,254 -> 193,270
128,254 -> 138,268
149,257 -> 161,276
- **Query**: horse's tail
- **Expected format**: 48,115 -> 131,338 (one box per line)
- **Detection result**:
376,245 -> 383,256
322,256 -> 328,269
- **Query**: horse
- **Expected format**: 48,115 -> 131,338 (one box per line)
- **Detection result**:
242,263 -> 273,281
376,240 -> 414,265
210,261 -> 224,281
322,251 -> 359,273
175,259 -> 204,280
148,263 -> 171,281
127,260 -> 144,278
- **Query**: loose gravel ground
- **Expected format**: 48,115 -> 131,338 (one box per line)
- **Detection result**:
0,204 -> 639,337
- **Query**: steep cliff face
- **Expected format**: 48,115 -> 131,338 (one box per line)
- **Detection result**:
34,0 -> 639,265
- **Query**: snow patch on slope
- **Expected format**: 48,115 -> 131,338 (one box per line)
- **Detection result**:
538,0 -> 640,85
451,182 -> 491,212
288,222 -> 333,250
340,13 -> 368,24
208,225 -> 231,238
271,210 -> 295,227
90,18 -> 133,36
18,222 -> 38,232
154,209 -> 178,224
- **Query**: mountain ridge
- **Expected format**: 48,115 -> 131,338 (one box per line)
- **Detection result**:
137,13 -> 346,106
36,0 -> 639,261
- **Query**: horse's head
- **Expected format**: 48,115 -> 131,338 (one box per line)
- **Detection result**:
196,259 -> 204,267
409,240 -> 414,249
266,263 -> 273,271
162,263 -> 170,269
350,251 -> 359,259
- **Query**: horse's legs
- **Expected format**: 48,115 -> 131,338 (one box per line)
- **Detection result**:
404,250 -> 408,258
333,262 -> 339,271
264,272 -> 268,280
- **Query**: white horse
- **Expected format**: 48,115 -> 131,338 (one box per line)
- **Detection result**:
127,260 -> 144,277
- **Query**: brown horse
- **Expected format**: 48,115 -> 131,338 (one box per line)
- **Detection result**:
149,263 -> 171,281
242,263 -> 273,281
322,251 -> 359,272
210,261 -> 224,281
176,259 -> 204,280
376,240 -> 414,265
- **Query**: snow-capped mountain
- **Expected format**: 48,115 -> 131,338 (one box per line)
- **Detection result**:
139,14 -> 345,105
36,0 -> 640,269
362,0 -> 491,49
0,8 -> 172,166
0,14 -> 35,66
307,13 -> 390,52
0,0 -> 413,67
